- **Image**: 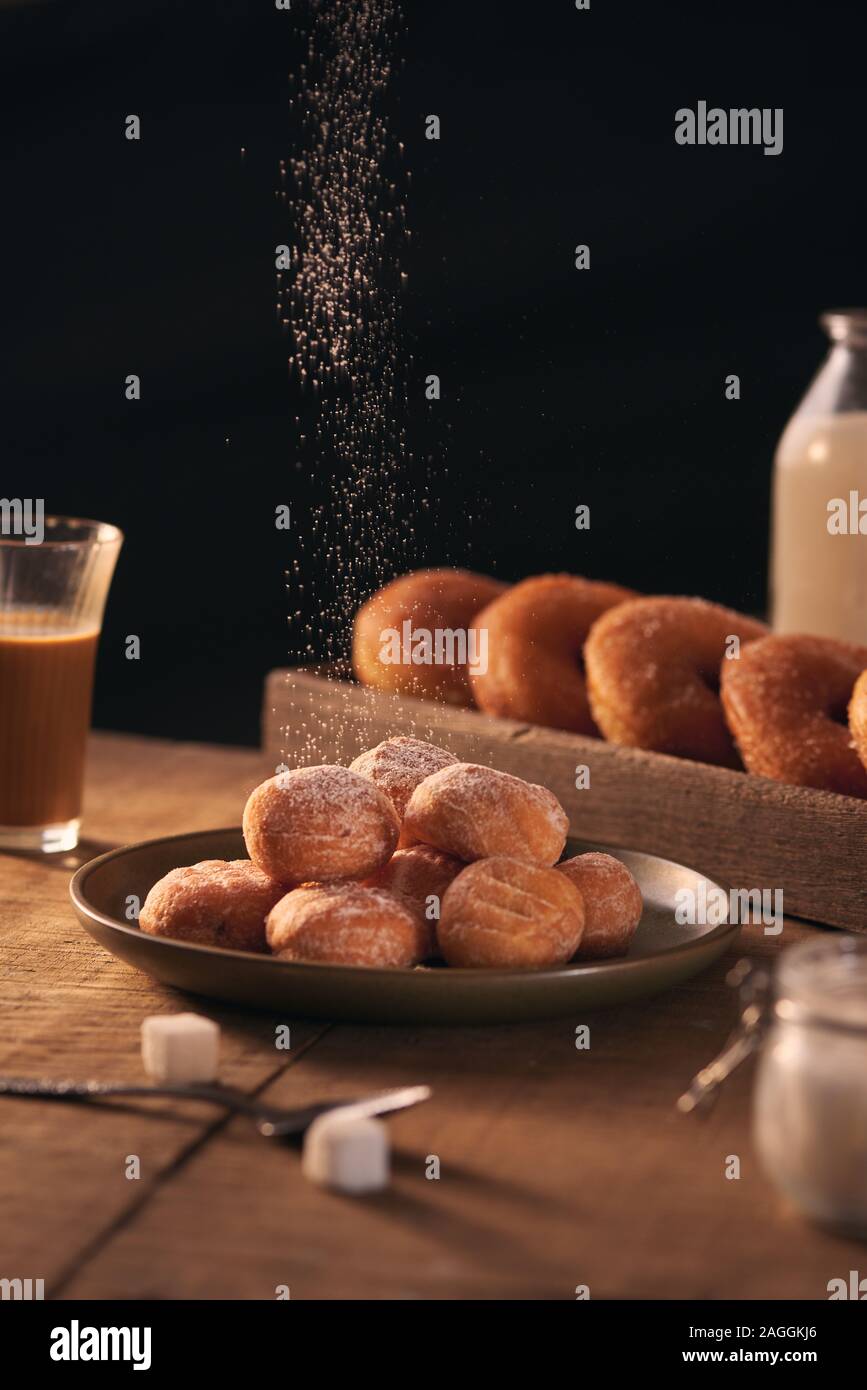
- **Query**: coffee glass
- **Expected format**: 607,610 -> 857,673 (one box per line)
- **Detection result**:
0,514 -> 123,852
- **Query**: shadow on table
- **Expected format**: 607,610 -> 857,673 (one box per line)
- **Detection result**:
341,1149 -> 572,1279
1,837 -> 117,873
391,1150 -> 565,1212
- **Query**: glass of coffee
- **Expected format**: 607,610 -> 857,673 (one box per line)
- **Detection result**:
0,513 -> 123,852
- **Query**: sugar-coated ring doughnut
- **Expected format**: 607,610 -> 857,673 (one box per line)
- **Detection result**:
555,852 -> 643,959
139,860 -> 284,953
403,762 -> 568,867
349,736 -> 458,847
242,766 -> 399,886
469,573 -> 636,733
438,857 -> 585,968
366,844 -> 464,958
353,567 -> 506,706
721,634 -> 867,797
849,668 -> 867,777
585,596 -> 767,767
266,883 -> 421,968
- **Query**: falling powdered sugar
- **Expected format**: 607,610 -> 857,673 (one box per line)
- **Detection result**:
277,0 -> 440,762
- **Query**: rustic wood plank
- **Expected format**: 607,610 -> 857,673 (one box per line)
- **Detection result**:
0,732 -> 327,1293
58,917 -> 862,1300
265,670 -> 867,932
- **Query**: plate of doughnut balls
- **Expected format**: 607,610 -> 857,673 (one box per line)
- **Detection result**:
70,737 -> 737,1024
353,568 -> 867,798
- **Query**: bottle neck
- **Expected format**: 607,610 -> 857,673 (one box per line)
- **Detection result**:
822,310 -> 867,351
797,336 -> 867,416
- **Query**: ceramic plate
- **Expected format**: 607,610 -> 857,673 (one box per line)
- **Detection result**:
69,829 -> 737,1024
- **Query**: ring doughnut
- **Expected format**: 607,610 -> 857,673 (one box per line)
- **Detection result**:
349,736 -> 458,847
720,633 -> 867,797
849,667 -> 867,776
438,857 -> 585,968
403,762 -> 568,867
365,844 -> 464,958
469,573 -> 636,733
266,883 -> 421,968
139,860 -> 284,953
585,596 -> 767,767
555,852 -> 643,959
243,766 -> 399,885
353,567 -> 506,706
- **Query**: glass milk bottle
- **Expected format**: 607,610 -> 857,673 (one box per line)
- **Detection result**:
770,310 -> 867,642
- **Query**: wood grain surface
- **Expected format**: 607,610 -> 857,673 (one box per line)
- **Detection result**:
264,669 -> 867,932
0,731 -> 862,1301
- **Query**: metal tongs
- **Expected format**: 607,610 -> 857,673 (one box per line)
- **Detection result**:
677,958 -> 772,1115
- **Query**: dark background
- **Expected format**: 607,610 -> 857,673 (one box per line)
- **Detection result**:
2,0 -> 864,745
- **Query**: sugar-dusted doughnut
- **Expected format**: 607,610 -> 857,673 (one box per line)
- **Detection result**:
366,844 -> 464,958
555,852 -> 643,959
585,596 -> 767,767
139,860 -> 284,953
403,762 -> 568,867
721,634 -> 867,797
438,857 -> 585,968
266,883 -> 421,968
469,573 -> 636,732
849,668 -> 867,776
349,736 -> 458,847
242,766 -> 399,886
352,567 -> 506,706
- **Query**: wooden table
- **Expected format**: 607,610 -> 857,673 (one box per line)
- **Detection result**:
0,732 -> 861,1300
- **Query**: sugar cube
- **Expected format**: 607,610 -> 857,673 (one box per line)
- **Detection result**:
302,1112 -> 390,1193
141,1012 -> 220,1084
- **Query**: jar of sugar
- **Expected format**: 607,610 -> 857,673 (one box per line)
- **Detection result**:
680,935 -> 867,1236
752,935 -> 867,1236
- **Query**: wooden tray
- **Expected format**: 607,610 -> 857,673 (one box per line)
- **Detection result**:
262,669 -> 867,934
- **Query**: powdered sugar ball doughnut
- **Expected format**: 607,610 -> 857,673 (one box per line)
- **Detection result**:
721,634 -> 867,797
349,736 -> 458,847
469,573 -> 636,733
438,857 -> 585,968
403,762 -> 568,867
353,567 -> 507,706
139,860 -> 284,953
266,883 -> 421,968
366,844 -> 464,958
585,596 -> 767,767
849,668 -> 867,776
555,853 -> 643,959
242,766 -> 399,886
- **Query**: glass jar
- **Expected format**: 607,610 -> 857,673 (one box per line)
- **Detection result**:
770,309 -> 867,642
753,935 -> 867,1235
